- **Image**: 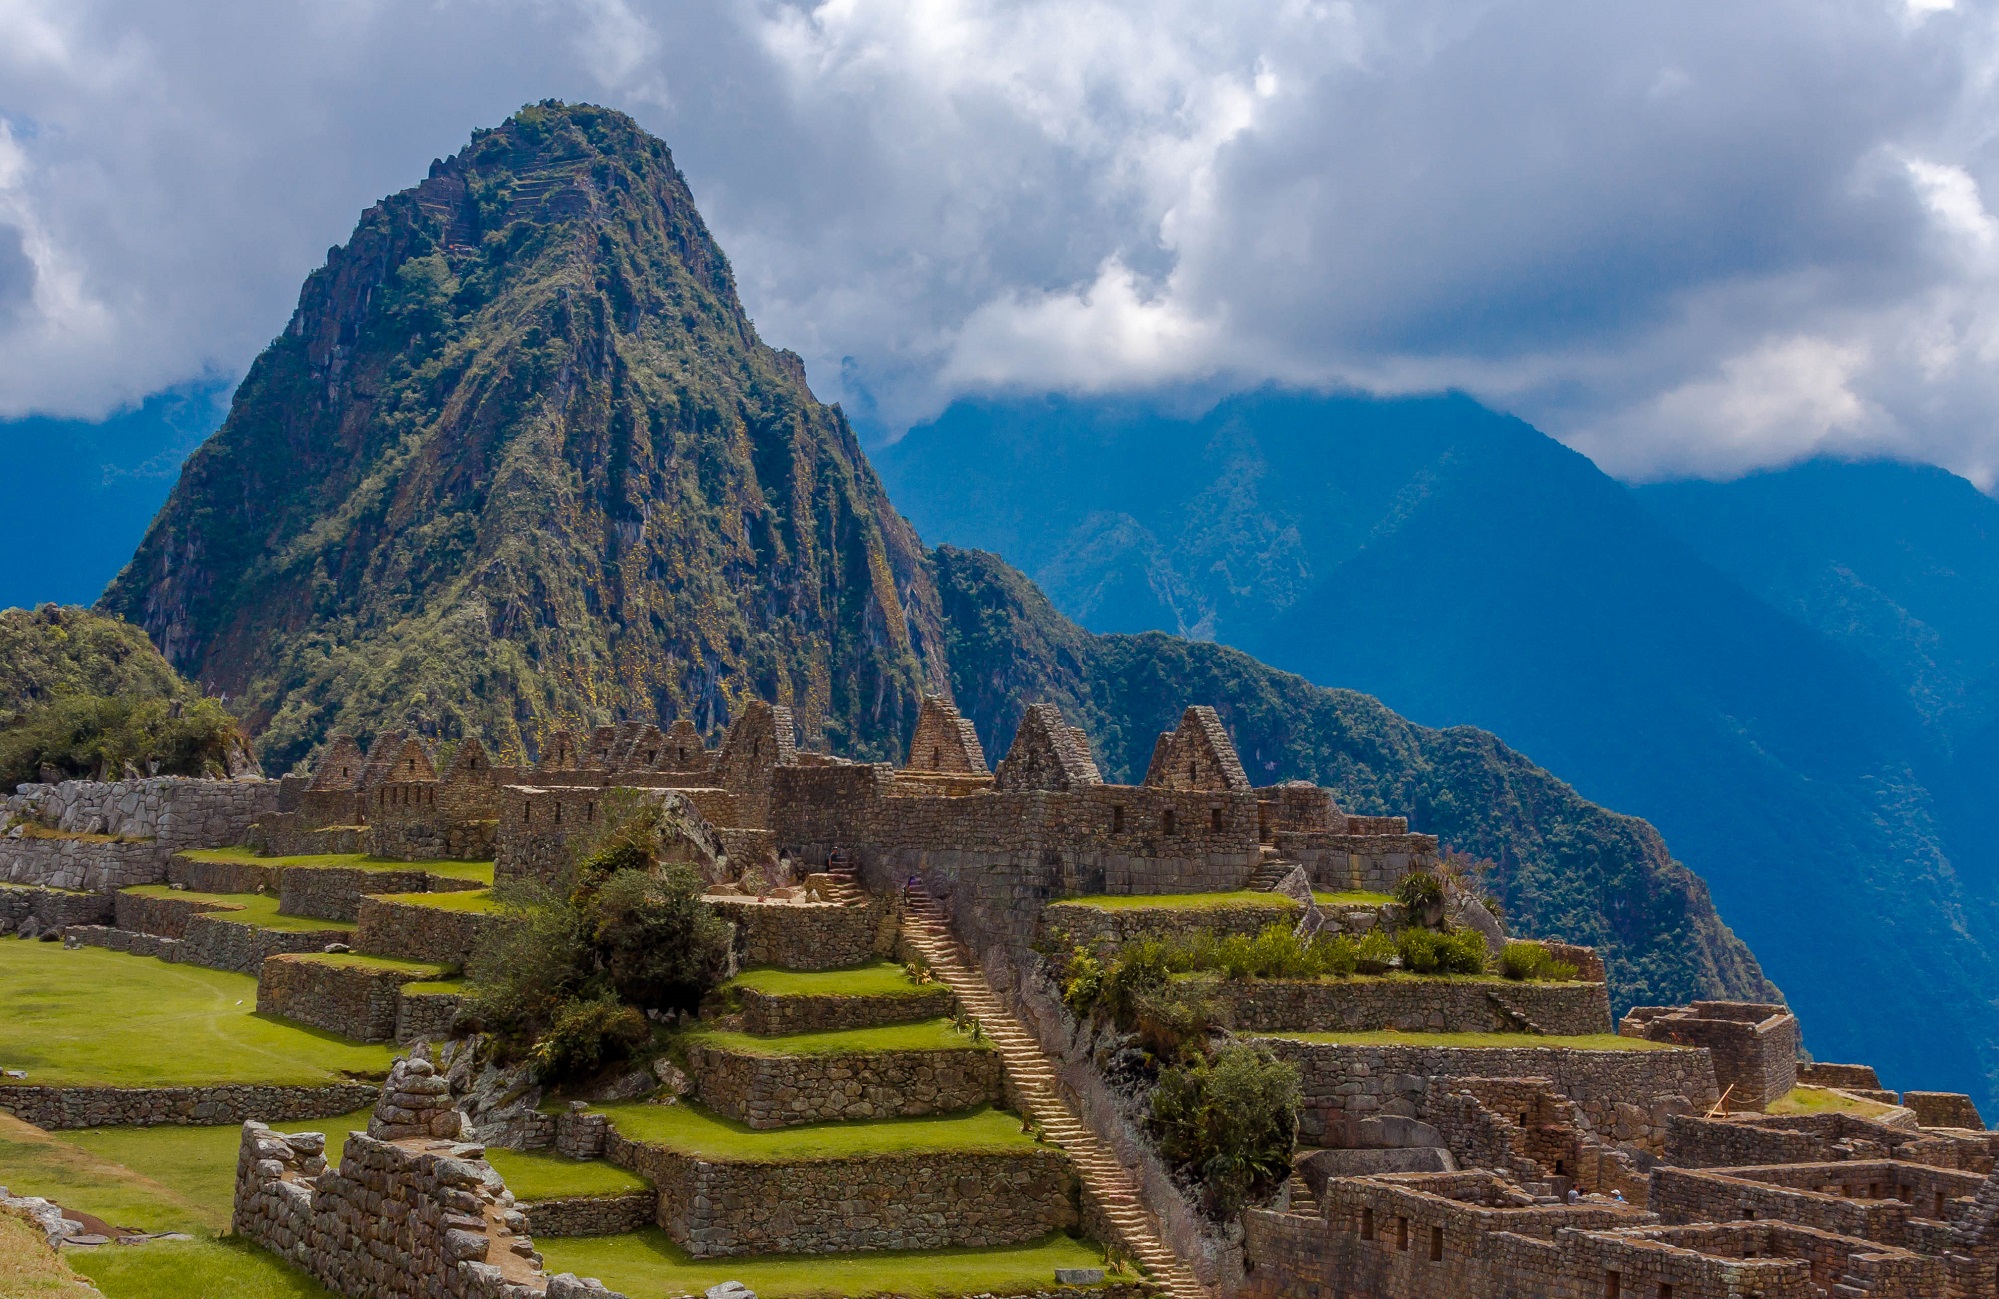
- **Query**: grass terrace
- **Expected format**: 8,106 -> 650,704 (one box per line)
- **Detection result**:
595,1100 -> 1039,1163
1765,1085 -> 1902,1119
0,942 -> 396,1086
1261,1029 -> 1686,1051
1054,889 -> 1393,911
0,1110 -> 344,1299
120,884 -> 357,933
686,1018 -> 985,1057
176,848 -> 496,884
726,960 -> 937,998
537,1229 -> 1112,1298
284,952 -> 454,977
485,1148 -> 651,1201
367,888 -> 502,914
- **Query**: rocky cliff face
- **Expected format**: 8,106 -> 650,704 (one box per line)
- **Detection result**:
101,102 -> 947,772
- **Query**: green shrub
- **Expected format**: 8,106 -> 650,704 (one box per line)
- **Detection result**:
1130,986 -> 1222,1060
1396,927 -> 1446,974
1437,928 -> 1491,976
466,881 -> 592,1050
1102,940 -> 1174,1020
529,994 -> 651,1079
1354,929 -> 1399,974
1150,1044 -> 1301,1217
1063,947 -> 1107,1016
585,864 -> 732,1017
0,693 -> 243,786
1308,932 -> 1359,978
1248,924 -> 1314,979
1499,941 -> 1580,982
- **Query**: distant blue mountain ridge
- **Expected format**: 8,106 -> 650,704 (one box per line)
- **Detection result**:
874,389 -> 1999,1112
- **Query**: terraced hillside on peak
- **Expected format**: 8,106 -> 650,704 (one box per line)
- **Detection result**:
100,101 -> 949,772
0,603 -> 197,726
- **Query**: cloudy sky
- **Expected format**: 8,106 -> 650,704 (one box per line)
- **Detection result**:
0,0 -> 1996,485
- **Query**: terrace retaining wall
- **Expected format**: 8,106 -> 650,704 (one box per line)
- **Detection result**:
518,1193 -> 657,1237
683,1041 -> 1004,1128
356,896 -> 498,965
258,954 -> 442,1042
736,984 -> 954,1035
0,1081 -> 378,1129
707,896 -> 896,971
1196,978 -> 1612,1037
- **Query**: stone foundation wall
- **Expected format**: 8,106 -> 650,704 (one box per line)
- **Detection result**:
0,835 -> 166,891
1903,1091 -> 1985,1131
0,1081 -> 377,1129
8,777 -> 276,855
707,896 -> 896,971
1274,830 -> 1440,893
65,919 -> 349,976
1263,1038 -> 1719,1152
245,814 -> 367,857
258,955 -> 439,1042
1040,898 -> 1299,955
233,1122 -> 629,1299
397,991 -> 466,1045
684,1042 -> 1004,1127
357,897 -> 499,965
280,866 -> 442,922
1620,1002 -> 1799,1112
736,984 -> 954,1035
0,883 -> 113,931
519,1193 -> 657,1238
170,853 -> 284,895
1798,1062 -> 1882,1090
1202,978 -> 1612,1037
370,818 -> 499,863
605,1129 -> 1076,1256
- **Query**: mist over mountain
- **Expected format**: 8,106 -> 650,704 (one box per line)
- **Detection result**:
85,101 -> 1766,1025
877,391 -> 1999,1109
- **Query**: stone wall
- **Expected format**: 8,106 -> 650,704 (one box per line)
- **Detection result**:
0,1081 -> 377,1129
683,1040 -> 1004,1127
258,954 -> 441,1042
233,1121 -> 629,1299
397,990 -> 466,1045
736,983 -> 954,1035
1272,830 -> 1440,893
7,777 -> 276,854
605,1128 -> 1076,1257
1798,1062 -> 1883,1090
357,897 -> 500,965
1663,1111 -> 1999,1173
1040,898 -> 1299,955
66,918 -> 349,977
245,814 -> 368,857
519,1193 -> 657,1238
1195,978 -> 1612,1037
370,817 -> 499,863
170,852 -> 283,894
1904,1091 -> 1986,1131
0,835 -> 166,891
0,883 -> 113,932
707,896 -> 896,972
1620,1002 -> 1799,1112
1261,1037 -> 1719,1151
281,866 -> 475,923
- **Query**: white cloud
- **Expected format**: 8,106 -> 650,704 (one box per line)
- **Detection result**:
2,0 -> 1999,485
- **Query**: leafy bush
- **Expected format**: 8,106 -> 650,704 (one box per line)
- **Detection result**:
1062,947 -> 1108,1016
1100,940 -> 1174,1021
529,994 -> 651,1079
1129,986 -> 1222,1060
1354,929 -> 1399,974
0,693 -> 244,787
586,864 -> 733,1017
1499,941 -> 1580,982
1437,927 -> 1491,976
1308,932 -> 1359,978
1150,1044 -> 1302,1218
1396,926 -> 1446,974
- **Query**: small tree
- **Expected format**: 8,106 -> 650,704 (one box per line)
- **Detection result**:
1150,1044 -> 1302,1218
587,864 -> 732,1018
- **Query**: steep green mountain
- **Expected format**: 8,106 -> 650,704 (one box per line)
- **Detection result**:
935,546 -> 1773,1010
0,604 -> 198,725
99,103 -> 1766,1036
100,102 -> 949,771
877,392 -> 1999,1109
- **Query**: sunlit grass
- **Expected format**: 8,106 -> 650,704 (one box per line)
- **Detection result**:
597,1101 -> 1038,1162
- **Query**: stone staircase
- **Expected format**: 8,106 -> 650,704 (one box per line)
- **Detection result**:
1485,988 -> 1551,1036
900,882 -> 1208,1299
1246,845 -> 1297,892
1283,1171 -> 1319,1217
817,850 -> 869,905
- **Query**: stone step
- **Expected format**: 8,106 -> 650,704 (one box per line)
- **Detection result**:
902,881 -> 1207,1299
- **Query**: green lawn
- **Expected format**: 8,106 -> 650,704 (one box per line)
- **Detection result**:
399,979 -> 467,996
1262,1029 -> 1684,1052
727,960 -> 937,998
597,1101 -> 1039,1162
1052,891 -> 1297,912
0,942 -> 396,1086
177,848 -> 495,884
285,952 -> 453,976
369,888 -> 502,914
688,1018 -> 984,1058
1766,1085 -> 1899,1119
485,1148 -> 650,1201
538,1229 -> 1111,1298
1313,890 -> 1395,907
120,885 -> 356,934
0,1111 -> 341,1299
65,1108 -> 375,1225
